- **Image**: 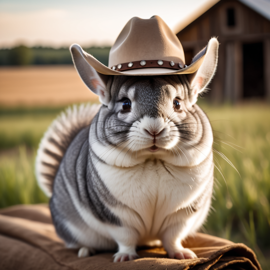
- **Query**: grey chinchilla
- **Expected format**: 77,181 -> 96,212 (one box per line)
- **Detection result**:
36,38 -> 219,262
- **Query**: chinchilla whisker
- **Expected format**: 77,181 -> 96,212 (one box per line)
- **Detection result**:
114,141 -> 134,162
213,155 -> 222,171
97,139 -> 131,162
212,129 -> 237,140
213,149 -> 241,177
213,156 -> 232,203
174,144 -> 190,164
89,134 -> 131,151
89,134 -> 126,146
175,134 -> 213,149
123,140 -> 138,160
214,139 -> 243,152
168,114 -> 214,125
171,146 -> 183,161
214,163 -> 228,190
178,140 -> 208,159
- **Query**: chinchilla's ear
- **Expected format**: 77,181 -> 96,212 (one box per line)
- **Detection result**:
187,38 -> 219,104
70,44 -> 111,105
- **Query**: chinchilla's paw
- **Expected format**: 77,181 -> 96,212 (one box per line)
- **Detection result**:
78,247 -> 96,258
113,252 -> 139,262
168,248 -> 197,260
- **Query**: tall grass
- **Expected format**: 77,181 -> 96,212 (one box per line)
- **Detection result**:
0,146 -> 48,208
0,108 -> 62,149
0,104 -> 269,268
199,104 -> 270,269
203,105 -> 270,242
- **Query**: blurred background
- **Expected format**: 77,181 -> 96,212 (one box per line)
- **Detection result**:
0,0 -> 270,268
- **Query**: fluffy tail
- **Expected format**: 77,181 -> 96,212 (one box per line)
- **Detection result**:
35,103 -> 101,197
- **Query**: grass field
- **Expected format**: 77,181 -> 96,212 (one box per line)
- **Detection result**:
0,103 -> 270,268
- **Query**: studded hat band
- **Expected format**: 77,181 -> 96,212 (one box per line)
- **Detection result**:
111,60 -> 187,72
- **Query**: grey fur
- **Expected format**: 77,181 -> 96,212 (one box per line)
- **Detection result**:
36,104 -> 101,196
50,126 -> 121,246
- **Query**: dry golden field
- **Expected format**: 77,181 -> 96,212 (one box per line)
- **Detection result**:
0,66 -> 99,106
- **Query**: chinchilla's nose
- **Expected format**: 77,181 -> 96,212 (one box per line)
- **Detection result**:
144,127 -> 165,137
140,116 -> 167,139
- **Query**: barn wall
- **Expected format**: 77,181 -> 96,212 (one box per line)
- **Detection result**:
176,0 -> 270,103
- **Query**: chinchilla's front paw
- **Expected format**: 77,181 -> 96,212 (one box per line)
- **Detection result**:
168,248 -> 197,260
78,247 -> 96,258
113,252 -> 139,262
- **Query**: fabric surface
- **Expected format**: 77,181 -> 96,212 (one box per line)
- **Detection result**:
0,204 -> 261,270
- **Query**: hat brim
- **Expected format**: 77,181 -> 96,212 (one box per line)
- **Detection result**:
70,44 -> 208,77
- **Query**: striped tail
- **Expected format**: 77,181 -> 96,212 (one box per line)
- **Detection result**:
35,103 -> 101,197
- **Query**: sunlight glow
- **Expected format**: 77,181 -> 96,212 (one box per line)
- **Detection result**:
0,0 -> 210,48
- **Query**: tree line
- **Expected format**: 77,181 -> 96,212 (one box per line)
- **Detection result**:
0,45 -> 111,66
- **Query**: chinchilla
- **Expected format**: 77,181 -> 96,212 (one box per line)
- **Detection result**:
36,37 -> 219,262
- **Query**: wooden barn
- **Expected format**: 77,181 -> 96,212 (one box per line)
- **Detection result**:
174,0 -> 270,103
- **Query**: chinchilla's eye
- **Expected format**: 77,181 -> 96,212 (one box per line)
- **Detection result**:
173,99 -> 181,111
122,99 -> 131,112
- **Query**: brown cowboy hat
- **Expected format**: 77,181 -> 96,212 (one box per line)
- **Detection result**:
70,15 -> 212,76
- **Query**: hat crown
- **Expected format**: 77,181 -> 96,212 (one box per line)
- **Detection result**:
109,16 -> 185,68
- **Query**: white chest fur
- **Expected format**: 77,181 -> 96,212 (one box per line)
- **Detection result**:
94,153 -> 213,241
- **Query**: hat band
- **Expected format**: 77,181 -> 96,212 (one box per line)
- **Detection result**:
111,60 -> 186,72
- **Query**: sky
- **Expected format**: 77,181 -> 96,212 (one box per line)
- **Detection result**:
0,0 -> 210,48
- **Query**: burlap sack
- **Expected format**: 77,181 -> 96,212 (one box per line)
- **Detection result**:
0,204 -> 261,270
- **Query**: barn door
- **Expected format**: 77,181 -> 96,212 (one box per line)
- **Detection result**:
242,42 -> 265,98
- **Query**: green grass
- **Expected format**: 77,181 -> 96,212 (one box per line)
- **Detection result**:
0,105 -> 85,149
0,103 -> 269,268
0,107 -> 57,206
0,115 -> 56,149
200,104 -> 270,269
0,146 -> 48,208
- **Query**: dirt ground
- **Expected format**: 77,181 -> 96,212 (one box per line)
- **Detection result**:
0,66 -> 99,106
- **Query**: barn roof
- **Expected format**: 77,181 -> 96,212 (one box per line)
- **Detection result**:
239,0 -> 270,21
173,0 -> 270,34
